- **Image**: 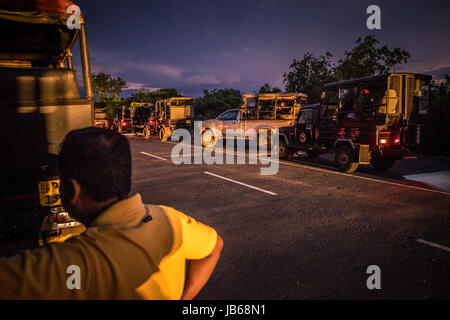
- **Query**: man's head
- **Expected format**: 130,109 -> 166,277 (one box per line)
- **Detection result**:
58,127 -> 131,225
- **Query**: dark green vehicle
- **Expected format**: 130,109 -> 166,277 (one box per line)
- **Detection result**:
278,73 -> 432,172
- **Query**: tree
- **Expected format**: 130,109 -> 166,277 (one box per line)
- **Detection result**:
335,35 -> 410,80
283,36 -> 411,103
283,52 -> 335,103
92,73 -> 127,120
129,88 -> 183,104
194,88 -> 243,120
91,72 -> 127,102
258,83 -> 282,94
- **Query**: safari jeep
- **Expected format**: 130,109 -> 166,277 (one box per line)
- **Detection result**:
0,1 -> 92,254
154,97 -> 194,142
201,92 -> 307,147
278,73 -> 431,172
131,102 -> 154,137
113,106 -> 134,133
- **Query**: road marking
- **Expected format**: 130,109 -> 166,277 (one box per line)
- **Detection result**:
163,141 -> 450,197
279,161 -> 450,197
415,238 -> 450,252
204,171 -> 278,196
140,151 -> 167,161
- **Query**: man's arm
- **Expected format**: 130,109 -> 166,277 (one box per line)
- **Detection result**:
181,234 -> 224,300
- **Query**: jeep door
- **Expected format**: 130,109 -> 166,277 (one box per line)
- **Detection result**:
318,89 -> 339,148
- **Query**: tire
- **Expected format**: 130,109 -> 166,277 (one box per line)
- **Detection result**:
334,146 -> 359,173
202,129 -> 217,147
370,157 -> 394,170
306,150 -> 320,158
159,128 -> 168,142
278,139 -> 290,160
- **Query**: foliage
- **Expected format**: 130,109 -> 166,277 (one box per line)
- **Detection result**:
258,83 -> 282,94
128,88 -> 183,104
194,88 -> 243,120
335,35 -> 410,80
283,52 -> 336,103
283,35 -> 411,103
91,72 -> 127,102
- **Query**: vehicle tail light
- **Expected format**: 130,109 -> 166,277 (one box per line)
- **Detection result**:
122,121 -> 127,126
394,138 -> 400,145
379,138 -> 387,144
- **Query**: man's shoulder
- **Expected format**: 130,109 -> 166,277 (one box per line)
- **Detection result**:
143,204 -> 184,229
144,204 -> 185,221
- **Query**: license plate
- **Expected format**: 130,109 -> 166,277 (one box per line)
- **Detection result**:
186,120 -> 191,124
38,179 -> 62,207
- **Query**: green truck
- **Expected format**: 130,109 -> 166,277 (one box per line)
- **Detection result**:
278,73 -> 431,172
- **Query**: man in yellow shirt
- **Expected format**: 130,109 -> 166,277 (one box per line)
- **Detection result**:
0,127 -> 223,299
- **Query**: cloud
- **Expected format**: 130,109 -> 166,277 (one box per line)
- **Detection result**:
125,82 -> 160,91
182,73 -> 221,85
181,72 -> 241,86
129,62 -> 183,79
86,49 -> 243,94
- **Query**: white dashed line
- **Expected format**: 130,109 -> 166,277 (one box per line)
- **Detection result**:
167,141 -> 450,197
415,238 -> 450,253
204,171 -> 278,196
140,151 -> 168,161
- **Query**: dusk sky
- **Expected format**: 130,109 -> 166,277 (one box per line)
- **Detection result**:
74,0 -> 450,97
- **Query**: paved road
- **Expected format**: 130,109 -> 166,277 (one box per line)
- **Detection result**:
130,135 -> 450,299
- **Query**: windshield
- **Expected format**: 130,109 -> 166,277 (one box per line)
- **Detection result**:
135,107 -> 151,118
123,108 -> 131,118
298,109 -> 313,124
220,110 -> 239,121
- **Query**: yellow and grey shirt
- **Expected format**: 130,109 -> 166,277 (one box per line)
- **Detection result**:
0,194 -> 218,299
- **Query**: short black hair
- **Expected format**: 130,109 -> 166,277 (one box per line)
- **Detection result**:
58,127 -> 131,202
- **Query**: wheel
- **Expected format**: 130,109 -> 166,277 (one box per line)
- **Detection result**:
277,139 -> 290,160
159,128 -> 169,142
370,157 -> 394,170
334,146 -> 359,173
143,127 -> 150,140
306,150 -> 320,158
202,129 -> 217,147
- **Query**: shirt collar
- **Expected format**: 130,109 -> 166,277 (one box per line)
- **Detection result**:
90,193 -> 146,229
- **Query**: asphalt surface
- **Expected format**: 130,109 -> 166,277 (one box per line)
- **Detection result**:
129,135 -> 450,299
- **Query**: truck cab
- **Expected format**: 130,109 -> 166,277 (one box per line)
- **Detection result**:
279,73 -> 432,172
